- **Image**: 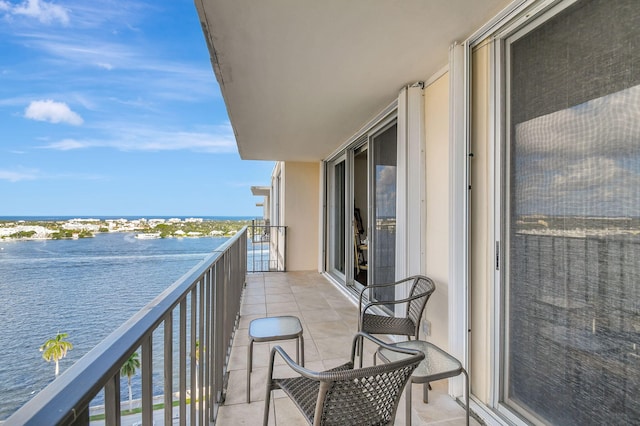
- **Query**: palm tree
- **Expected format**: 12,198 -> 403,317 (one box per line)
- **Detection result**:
194,339 -> 200,365
191,340 -> 203,398
40,332 -> 73,377
121,351 -> 140,412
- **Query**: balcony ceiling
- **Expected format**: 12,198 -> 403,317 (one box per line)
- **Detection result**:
196,0 -> 509,161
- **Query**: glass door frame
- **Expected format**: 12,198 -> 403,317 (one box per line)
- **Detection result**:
349,139 -> 369,293
491,1 -> 604,424
326,153 -> 349,283
367,120 -> 399,308
322,106 -> 400,303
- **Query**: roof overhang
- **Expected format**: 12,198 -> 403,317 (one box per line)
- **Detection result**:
196,0 -> 510,161
250,186 -> 271,197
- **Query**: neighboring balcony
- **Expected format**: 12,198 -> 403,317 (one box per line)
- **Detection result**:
248,221 -> 286,273
6,228 -> 471,425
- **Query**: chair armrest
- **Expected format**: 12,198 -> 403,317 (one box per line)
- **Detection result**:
360,290 -> 429,317
268,345 -> 322,382
357,276 -> 418,313
349,331 -> 424,364
269,333 -> 424,386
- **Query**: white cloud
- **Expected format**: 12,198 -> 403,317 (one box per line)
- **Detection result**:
32,38 -> 133,67
0,168 -> 39,182
24,99 -> 83,125
97,62 -> 114,70
5,26 -> 219,104
123,130 -> 236,152
8,0 -> 69,25
16,32 -> 219,100
376,165 -> 397,217
551,157 -> 618,191
69,93 -> 96,111
40,124 -> 237,153
0,167 -> 105,182
514,85 -> 640,216
0,95 -> 36,107
45,138 -> 87,150
516,84 -> 640,159
548,157 -> 640,216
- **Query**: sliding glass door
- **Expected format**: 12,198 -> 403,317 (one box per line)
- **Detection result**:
325,118 -> 399,303
501,0 -> 640,423
352,143 -> 369,290
327,156 -> 346,281
371,123 -> 398,302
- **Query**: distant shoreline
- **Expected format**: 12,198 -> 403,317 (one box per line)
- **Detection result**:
0,215 -> 256,222
0,217 -> 260,241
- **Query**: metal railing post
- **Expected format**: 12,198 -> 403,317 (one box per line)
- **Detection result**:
163,312 -> 173,426
104,373 -> 120,426
179,299 -> 187,425
141,334 -> 153,425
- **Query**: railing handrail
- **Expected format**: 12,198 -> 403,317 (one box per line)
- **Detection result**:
7,227 -> 248,425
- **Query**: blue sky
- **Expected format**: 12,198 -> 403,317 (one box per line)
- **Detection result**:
0,0 -> 274,217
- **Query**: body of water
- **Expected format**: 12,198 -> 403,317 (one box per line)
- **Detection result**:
0,215 -> 255,222
0,232 -> 232,420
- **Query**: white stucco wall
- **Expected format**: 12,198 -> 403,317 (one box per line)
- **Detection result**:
423,73 -> 451,349
470,41 -> 492,402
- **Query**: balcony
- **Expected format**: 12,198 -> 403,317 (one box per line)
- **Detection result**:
7,228 -> 472,425
220,271 -> 474,425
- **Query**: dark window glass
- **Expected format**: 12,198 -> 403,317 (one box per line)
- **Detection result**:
506,0 -> 640,424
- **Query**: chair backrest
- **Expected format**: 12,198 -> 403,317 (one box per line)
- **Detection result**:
313,346 -> 423,425
406,275 -> 436,326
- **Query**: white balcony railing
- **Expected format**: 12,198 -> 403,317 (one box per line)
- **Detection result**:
7,227 -> 248,425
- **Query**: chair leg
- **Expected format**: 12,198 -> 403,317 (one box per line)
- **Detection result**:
264,348 -> 278,426
263,388 -> 271,426
463,369 -> 470,426
406,381 -> 413,426
247,339 -> 254,403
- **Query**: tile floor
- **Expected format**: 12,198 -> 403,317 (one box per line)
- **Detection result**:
217,271 -> 479,425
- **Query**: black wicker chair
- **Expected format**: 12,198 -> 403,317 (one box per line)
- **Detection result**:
357,275 -> 436,366
263,331 -> 424,426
